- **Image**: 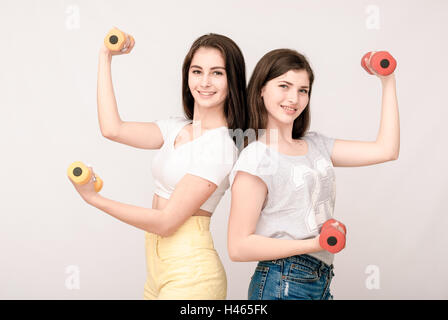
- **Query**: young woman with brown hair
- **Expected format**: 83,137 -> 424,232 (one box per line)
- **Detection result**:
69,31 -> 248,299
227,48 -> 399,300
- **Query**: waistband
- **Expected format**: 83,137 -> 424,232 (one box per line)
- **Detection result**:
264,254 -> 333,271
145,215 -> 211,240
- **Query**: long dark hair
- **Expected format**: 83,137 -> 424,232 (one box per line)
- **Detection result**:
247,48 -> 314,140
182,34 -> 248,144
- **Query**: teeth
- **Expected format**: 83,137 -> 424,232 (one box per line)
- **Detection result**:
199,91 -> 215,96
282,105 -> 296,111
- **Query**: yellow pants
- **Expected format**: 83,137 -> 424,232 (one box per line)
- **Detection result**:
143,216 -> 227,300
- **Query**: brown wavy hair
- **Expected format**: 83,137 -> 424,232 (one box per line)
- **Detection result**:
247,48 -> 314,141
182,33 -> 248,146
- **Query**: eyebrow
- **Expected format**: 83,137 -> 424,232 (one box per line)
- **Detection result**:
278,80 -> 309,88
190,65 -> 226,70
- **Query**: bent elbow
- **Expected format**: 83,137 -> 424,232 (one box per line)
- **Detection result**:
101,130 -> 117,140
228,242 -> 245,262
159,223 -> 177,238
228,250 -> 240,262
147,215 -> 178,238
390,153 -> 399,161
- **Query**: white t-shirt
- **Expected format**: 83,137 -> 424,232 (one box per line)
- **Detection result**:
151,116 -> 239,213
229,131 -> 336,266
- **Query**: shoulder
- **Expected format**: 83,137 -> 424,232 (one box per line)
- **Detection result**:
235,140 -> 268,167
166,115 -> 191,128
201,128 -> 238,148
155,115 -> 190,128
303,130 -> 319,140
192,128 -> 239,165
229,140 -> 270,189
154,115 -> 191,139
304,130 -> 335,156
304,130 -> 332,142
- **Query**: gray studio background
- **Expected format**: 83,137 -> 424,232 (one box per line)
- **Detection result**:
1,0 -> 447,299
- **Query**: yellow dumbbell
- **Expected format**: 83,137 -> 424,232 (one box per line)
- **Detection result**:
67,161 -> 103,192
104,27 -> 133,52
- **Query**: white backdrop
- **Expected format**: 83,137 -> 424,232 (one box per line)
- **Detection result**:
1,0 -> 447,299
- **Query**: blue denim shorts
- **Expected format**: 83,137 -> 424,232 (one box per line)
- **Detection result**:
248,254 -> 335,300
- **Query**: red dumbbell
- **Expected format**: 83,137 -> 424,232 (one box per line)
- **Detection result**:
319,219 -> 347,254
361,51 -> 396,76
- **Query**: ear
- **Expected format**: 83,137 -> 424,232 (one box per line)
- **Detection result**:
260,86 -> 266,99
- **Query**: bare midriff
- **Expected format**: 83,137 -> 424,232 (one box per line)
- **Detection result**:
152,194 -> 212,217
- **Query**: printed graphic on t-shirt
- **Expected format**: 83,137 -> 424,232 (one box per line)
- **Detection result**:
292,156 -> 335,233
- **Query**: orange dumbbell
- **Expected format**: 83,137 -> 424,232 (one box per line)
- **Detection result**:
361,51 -> 397,76
319,219 -> 347,254
67,161 -> 103,192
104,27 -> 133,52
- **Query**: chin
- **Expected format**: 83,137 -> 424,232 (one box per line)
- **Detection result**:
270,113 -> 297,125
197,98 -> 225,109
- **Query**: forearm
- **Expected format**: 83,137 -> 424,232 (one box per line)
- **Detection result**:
376,74 -> 400,158
87,194 -> 168,235
97,51 -> 123,137
229,234 -> 322,262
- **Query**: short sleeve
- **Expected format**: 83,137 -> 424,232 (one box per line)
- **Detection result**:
154,116 -> 186,142
186,131 -> 238,186
306,131 -> 335,159
317,132 -> 335,158
228,142 -> 269,189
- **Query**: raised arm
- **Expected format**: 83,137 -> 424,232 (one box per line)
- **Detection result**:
97,30 -> 164,150
331,73 -> 400,167
227,171 -> 322,262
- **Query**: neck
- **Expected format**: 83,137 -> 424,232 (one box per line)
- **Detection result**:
262,116 -> 295,146
192,102 -> 227,130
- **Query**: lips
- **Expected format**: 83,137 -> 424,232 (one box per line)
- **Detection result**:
280,105 -> 298,112
197,90 -> 216,96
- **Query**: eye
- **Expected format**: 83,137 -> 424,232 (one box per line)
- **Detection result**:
299,89 -> 308,94
279,84 -> 288,89
191,69 -> 201,75
213,71 -> 224,76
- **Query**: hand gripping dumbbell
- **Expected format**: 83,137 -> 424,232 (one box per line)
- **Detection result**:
361,51 -> 396,76
104,27 -> 134,52
319,219 -> 347,253
67,161 -> 103,192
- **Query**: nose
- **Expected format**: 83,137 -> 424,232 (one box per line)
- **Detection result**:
287,91 -> 299,105
200,74 -> 211,87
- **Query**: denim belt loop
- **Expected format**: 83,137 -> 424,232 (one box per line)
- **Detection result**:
318,262 -> 325,277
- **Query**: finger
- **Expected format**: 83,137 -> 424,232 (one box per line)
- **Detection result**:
121,33 -> 131,51
86,166 -> 94,181
124,37 -> 134,54
367,51 -> 377,75
128,36 -> 135,51
122,34 -> 129,48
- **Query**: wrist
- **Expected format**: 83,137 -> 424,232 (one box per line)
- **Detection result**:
85,193 -> 101,206
314,235 -> 323,252
99,48 -> 112,61
380,73 -> 395,85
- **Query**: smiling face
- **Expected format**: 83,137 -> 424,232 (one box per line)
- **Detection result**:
261,69 -> 310,125
188,47 -> 228,110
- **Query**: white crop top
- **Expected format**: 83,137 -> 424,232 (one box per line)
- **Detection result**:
151,116 -> 239,213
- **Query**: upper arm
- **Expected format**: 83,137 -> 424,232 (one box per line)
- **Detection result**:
228,171 -> 267,257
161,174 -> 218,236
331,139 -> 396,167
105,121 -> 164,150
